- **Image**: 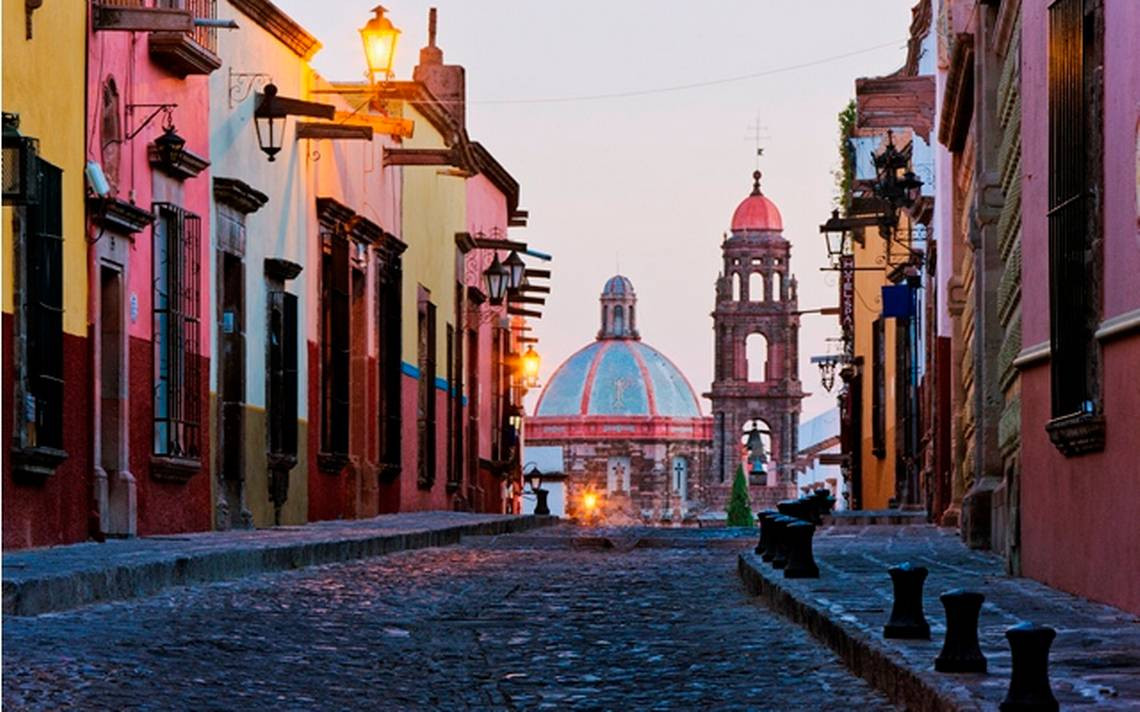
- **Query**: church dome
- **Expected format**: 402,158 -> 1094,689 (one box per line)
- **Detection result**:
730,170 -> 783,232
602,275 -> 635,296
535,340 -> 702,418
535,275 -> 702,418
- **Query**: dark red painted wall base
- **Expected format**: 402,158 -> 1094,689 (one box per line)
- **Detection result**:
3,316 -> 93,549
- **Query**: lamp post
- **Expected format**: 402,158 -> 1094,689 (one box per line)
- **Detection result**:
483,253 -> 511,305
520,345 -> 541,389
359,5 -> 401,86
524,463 -> 550,516
253,84 -> 285,162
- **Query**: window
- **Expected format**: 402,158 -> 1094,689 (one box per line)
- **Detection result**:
1047,0 -> 1102,420
417,295 -> 437,488
152,203 -> 202,459
320,229 -> 349,457
746,332 -> 768,382
672,456 -> 688,502
375,244 -> 403,474
613,305 -> 625,335
772,271 -> 782,302
267,289 -> 298,457
607,456 -> 631,493
16,157 -> 65,456
871,318 -> 886,458
491,325 -> 506,462
445,323 -> 458,489
749,272 -> 764,302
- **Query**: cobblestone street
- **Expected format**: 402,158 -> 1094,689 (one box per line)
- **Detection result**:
3,527 -> 895,710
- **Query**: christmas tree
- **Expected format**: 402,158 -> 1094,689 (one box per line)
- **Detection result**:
726,464 -> 755,527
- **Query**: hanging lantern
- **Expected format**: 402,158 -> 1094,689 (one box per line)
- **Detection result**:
359,5 -> 401,84
520,345 -> 541,388
153,115 -> 186,171
483,253 -> 510,305
2,113 -> 38,205
254,84 -> 286,162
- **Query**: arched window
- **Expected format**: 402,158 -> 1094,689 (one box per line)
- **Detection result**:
749,272 -> 764,302
772,272 -> 782,302
732,272 -> 742,301
602,304 -> 609,332
628,305 -> 635,333
746,332 -> 768,382
613,305 -> 625,335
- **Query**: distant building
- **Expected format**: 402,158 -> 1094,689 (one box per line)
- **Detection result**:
794,409 -> 845,511
526,277 -> 712,524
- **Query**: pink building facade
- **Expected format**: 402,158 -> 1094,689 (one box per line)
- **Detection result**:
1017,0 -> 1140,614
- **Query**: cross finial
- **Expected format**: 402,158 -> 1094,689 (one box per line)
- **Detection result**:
746,112 -> 769,171
751,170 -> 762,195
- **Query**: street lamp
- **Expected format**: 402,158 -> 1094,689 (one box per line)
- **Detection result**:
483,253 -> 510,305
503,250 -> 526,290
153,119 -> 186,171
524,463 -> 550,516
359,5 -> 401,85
254,83 -> 285,162
520,345 -> 541,388
2,112 -> 38,205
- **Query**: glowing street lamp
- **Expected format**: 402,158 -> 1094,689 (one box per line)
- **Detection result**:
520,345 -> 541,388
359,5 -> 401,85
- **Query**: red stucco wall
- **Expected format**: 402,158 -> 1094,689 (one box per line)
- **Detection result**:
1019,336 -> 1140,615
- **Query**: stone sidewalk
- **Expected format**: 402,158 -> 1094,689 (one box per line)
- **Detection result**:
3,512 -> 555,616
738,525 -> 1140,711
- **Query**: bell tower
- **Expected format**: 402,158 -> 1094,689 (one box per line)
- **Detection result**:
706,171 -> 804,508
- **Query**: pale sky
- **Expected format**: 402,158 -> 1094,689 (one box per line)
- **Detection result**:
275,0 -> 919,421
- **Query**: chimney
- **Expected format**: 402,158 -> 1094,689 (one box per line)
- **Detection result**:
413,7 -> 466,130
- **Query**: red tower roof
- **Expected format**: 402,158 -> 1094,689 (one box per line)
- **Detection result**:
730,171 -> 783,232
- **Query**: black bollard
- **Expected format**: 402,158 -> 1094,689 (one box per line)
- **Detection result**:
798,496 -> 823,525
769,515 -> 793,569
755,510 -> 778,556
813,488 -> 837,517
783,521 -> 820,578
935,590 -> 987,673
761,512 -> 780,562
1000,623 -> 1058,712
883,562 -> 931,639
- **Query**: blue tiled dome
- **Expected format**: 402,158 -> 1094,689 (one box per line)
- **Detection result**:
535,340 -> 702,418
602,275 -> 635,296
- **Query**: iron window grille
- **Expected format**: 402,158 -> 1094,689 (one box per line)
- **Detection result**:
22,157 -> 65,452
417,298 -> 437,489
375,247 -> 403,475
1047,0 -> 1101,419
152,202 -> 202,460
871,318 -> 886,458
267,289 -> 298,457
320,229 -> 350,457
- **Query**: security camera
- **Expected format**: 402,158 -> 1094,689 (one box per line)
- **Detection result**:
85,161 -> 111,198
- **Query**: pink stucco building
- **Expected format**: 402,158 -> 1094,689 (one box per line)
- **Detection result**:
1017,0 -> 1140,614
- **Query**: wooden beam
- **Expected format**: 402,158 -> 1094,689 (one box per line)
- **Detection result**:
471,236 -> 528,252
296,123 -> 372,141
518,285 -> 550,294
510,295 -> 546,306
255,92 -> 335,120
507,307 -> 543,319
92,4 -> 193,32
383,147 -> 459,167
524,269 -> 550,279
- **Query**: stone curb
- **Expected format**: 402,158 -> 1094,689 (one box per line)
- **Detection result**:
738,552 -> 982,712
3,515 -> 557,617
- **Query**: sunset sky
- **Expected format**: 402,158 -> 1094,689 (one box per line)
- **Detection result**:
277,0 -> 920,420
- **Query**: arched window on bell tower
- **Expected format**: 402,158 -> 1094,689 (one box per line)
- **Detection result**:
772,272 -> 782,302
749,272 -> 763,302
746,333 -> 768,382
599,275 -> 640,340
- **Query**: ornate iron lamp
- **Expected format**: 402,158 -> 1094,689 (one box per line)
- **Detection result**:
254,84 -> 285,162
503,250 -> 526,290
483,253 -> 510,305
2,112 -> 38,205
359,5 -> 400,85
153,118 -> 186,170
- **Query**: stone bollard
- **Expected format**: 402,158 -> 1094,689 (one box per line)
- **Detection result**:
783,521 -> 820,578
935,590 -> 987,673
1000,623 -> 1059,712
883,562 -> 931,639
761,512 -> 781,562
769,515 -> 793,569
755,510 -> 778,556
798,496 -> 823,525
813,488 -> 837,516
777,499 -> 812,523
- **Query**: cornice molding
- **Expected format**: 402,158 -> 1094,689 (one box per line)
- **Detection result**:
228,0 -> 321,60
149,145 -> 210,181
213,177 -> 268,214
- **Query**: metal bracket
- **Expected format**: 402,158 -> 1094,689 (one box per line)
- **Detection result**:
228,69 -> 273,109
